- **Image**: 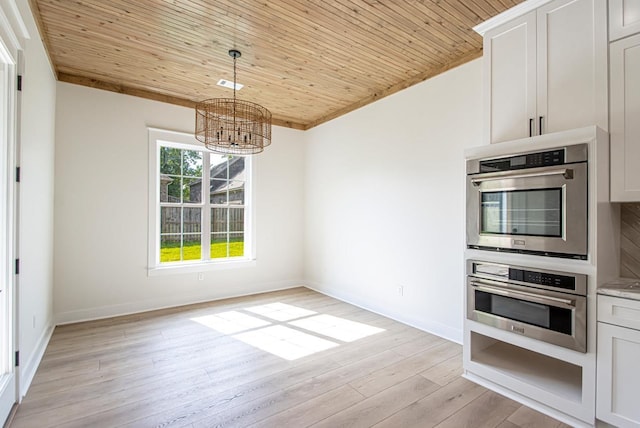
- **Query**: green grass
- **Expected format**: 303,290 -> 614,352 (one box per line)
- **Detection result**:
160,240 -> 244,262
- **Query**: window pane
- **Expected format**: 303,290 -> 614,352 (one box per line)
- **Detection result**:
211,208 -> 227,233
183,234 -> 201,261
229,207 -> 244,232
160,175 -> 181,203
228,181 -> 245,205
160,147 -> 182,175
161,207 -> 181,234
229,232 -> 244,257
210,179 -> 228,204
160,235 -> 181,262
182,150 -> 202,177
183,207 -> 202,233
210,154 -> 229,180
211,233 -> 228,259
228,157 -> 245,181
183,178 -> 202,203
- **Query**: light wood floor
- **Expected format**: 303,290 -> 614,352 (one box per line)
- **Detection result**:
10,287 -> 570,428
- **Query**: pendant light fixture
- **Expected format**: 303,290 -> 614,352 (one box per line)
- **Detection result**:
195,49 -> 272,155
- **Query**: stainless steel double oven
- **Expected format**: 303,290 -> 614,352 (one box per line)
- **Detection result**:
466,143 -> 589,352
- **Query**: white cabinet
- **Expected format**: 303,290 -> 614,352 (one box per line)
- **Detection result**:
482,13 -> 536,144
597,323 -> 640,428
610,0 -> 640,42
597,295 -> 640,427
610,34 -> 640,202
480,0 -> 607,144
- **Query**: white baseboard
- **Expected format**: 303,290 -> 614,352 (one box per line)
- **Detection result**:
54,280 -> 303,325
20,322 -> 54,398
305,281 -> 463,344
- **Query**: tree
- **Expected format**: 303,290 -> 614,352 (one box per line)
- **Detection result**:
160,147 -> 203,202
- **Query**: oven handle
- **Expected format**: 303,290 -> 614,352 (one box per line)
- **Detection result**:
470,281 -> 576,309
470,168 -> 573,186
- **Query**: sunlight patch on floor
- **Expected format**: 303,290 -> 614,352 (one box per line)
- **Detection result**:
290,314 -> 385,342
191,302 -> 386,361
234,325 -> 338,361
245,302 -> 317,321
191,311 -> 271,334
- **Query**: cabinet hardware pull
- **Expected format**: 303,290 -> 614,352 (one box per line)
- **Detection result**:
529,118 -> 534,137
539,116 -> 544,135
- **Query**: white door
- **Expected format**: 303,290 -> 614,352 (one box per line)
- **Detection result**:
536,0 -> 598,135
597,322 -> 640,427
609,0 -> 640,41
0,49 -> 17,424
610,33 -> 640,202
484,11 -> 536,144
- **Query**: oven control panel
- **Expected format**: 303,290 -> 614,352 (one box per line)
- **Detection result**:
508,268 -> 575,291
470,260 -> 586,296
479,149 -> 565,172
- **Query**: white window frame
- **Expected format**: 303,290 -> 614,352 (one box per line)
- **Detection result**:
147,128 -> 256,275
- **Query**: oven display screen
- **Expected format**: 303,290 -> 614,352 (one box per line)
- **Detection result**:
510,156 -> 526,167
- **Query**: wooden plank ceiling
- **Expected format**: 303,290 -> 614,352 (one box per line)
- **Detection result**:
30,0 -> 522,130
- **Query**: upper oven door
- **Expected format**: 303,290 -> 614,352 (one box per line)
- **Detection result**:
466,162 -> 588,258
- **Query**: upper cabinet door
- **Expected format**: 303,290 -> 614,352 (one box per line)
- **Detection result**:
536,0 -> 606,135
479,0 -> 607,144
483,13 -> 537,144
610,0 -> 640,42
610,34 -> 640,202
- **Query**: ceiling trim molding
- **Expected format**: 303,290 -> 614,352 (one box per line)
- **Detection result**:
473,0 -> 552,35
57,72 -> 307,130
58,72 -> 195,106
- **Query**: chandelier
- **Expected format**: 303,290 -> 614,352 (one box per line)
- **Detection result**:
195,49 -> 272,155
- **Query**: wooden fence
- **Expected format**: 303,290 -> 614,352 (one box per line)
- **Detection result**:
161,207 -> 244,242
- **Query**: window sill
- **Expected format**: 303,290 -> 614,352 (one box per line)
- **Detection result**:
147,258 -> 257,276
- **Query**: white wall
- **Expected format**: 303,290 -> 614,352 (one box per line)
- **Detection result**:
304,59 -> 484,343
54,57 -> 483,344
54,83 -> 305,323
15,0 -> 57,395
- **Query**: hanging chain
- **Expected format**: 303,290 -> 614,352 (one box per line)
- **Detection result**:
233,53 -> 237,104
232,53 -> 237,144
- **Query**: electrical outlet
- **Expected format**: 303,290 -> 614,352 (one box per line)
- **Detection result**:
398,285 -> 404,296
198,272 -> 204,281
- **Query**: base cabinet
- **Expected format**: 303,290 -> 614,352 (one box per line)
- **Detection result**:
597,295 -> 640,428
596,323 -> 640,427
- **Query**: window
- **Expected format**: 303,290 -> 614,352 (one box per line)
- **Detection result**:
148,128 -> 254,273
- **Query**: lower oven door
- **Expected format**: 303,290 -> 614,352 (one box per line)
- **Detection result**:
467,277 -> 586,352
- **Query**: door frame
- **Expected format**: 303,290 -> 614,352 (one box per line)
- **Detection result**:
0,1 -> 25,422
